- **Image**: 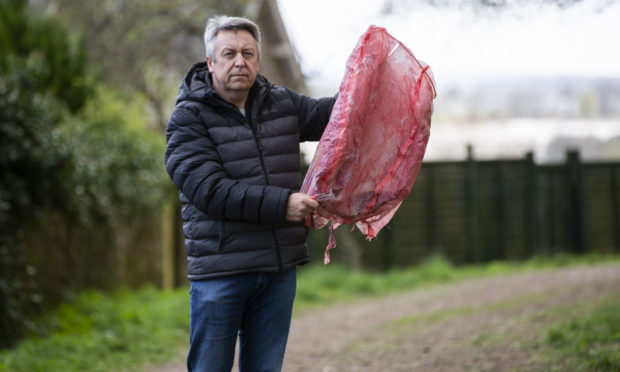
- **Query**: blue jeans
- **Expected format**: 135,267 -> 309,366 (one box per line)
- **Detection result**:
187,267 -> 297,372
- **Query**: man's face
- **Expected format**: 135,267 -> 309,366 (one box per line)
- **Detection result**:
207,29 -> 259,100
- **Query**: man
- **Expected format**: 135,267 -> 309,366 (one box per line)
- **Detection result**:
164,15 -> 336,372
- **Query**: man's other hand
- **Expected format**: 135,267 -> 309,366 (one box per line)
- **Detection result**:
286,193 -> 318,222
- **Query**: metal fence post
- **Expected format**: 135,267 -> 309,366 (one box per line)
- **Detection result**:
525,152 -> 540,256
425,164 -> 437,251
566,150 -> 586,254
466,145 -> 480,262
611,164 -> 620,253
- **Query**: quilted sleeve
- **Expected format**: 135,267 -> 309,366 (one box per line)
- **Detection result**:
164,105 -> 290,224
285,89 -> 337,142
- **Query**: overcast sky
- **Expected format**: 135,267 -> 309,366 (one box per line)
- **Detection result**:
278,0 -> 620,92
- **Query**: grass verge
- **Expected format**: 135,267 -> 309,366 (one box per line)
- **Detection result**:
544,299 -> 620,371
0,288 -> 189,372
294,253 -> 619,310
0,253 -> 617,371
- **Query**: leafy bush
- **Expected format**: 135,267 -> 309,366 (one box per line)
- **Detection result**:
0,0 -> 169,348
0,59 -> 72,348
0,0 -> 91,112
58,88 -> 169,224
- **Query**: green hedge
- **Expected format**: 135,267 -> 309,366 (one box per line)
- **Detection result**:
0,0 -> 169,349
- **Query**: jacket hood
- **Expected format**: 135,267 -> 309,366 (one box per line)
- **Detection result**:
176,61 -> 272,105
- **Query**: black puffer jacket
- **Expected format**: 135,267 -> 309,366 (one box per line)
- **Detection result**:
165,62 -> 336,280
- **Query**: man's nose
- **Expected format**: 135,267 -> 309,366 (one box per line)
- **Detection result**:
233,52 -> 246,66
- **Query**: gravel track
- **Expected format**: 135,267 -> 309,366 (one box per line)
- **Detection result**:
149,262 -> 620,372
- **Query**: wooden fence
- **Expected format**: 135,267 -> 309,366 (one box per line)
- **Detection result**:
23,148 -> 619,299
308,149 -> 620,269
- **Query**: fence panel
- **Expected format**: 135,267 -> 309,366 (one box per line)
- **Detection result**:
315,150 -> 620,269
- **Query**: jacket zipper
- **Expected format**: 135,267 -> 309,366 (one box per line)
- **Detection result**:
247,106 -> 285,272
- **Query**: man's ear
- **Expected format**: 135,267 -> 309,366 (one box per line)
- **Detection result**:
206,56 -> 214,73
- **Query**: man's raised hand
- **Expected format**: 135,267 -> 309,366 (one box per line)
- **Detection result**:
286,192 -> 318,222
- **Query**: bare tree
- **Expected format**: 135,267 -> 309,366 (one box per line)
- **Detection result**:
33,0 -> 251,130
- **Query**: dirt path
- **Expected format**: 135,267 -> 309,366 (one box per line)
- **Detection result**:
151,262 -> 620,372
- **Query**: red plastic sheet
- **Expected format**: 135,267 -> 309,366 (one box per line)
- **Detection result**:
301,25 -> 436,264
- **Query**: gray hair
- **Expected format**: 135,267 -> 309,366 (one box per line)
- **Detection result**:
204,15 -> 262,61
